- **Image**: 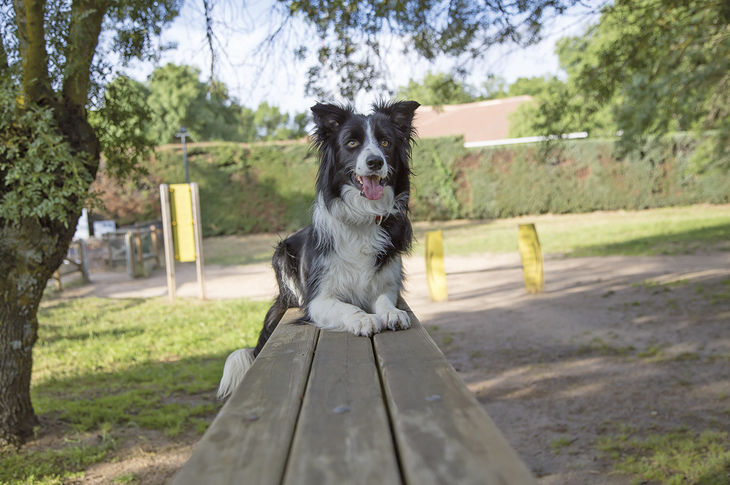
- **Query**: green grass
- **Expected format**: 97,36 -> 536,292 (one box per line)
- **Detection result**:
1,297 -> 267,484
200,205 -> 730,266
551,436 -> 574,454
0,434 -> 116,485
598,428 -> 730,484
412,204 -> 730,258
203,233 -> 280,266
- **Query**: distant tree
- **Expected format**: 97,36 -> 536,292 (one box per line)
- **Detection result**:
397,71 -> 478,106
507,76 -> 556,97
521,0 -> 730,171
252,102 -> 307,140
146,64 -> 201,143
479,74 -> 508,100
505,75 -> 590,138
146,64 -> 251,144
140,64 -> 305,144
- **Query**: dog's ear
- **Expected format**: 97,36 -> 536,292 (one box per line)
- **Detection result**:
374,100 -> 420,138
311,103 -> 350,136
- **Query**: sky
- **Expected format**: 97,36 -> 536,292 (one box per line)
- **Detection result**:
125,1 -> 602,114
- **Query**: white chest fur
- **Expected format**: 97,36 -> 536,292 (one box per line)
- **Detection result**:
312,192 -> 402,312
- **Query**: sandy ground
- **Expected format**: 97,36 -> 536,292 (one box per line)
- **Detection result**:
60,250 -> 730,484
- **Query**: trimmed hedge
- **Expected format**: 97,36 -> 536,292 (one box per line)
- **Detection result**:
94,136 -> 729,236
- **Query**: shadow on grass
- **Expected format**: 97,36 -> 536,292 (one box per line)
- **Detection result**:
2,351 -> 232,484
32,350 -> 231,432
570,223 -> 730,257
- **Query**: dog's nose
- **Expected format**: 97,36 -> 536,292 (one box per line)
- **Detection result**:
367,157 -> 384,170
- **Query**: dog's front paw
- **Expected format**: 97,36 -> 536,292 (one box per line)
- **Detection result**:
379,308 -> 411,331
345,311 -> 381,337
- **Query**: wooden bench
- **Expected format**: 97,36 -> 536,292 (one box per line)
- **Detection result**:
173,304 -> 536,485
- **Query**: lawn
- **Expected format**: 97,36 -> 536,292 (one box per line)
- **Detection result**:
1,297 -> 267,485
202,204 -> 730,265
412,204 -> 730,258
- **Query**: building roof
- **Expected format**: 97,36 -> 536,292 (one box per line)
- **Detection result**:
413,95 -> 533,143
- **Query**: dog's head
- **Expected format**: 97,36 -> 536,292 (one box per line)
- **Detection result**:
311,100 -> 419,209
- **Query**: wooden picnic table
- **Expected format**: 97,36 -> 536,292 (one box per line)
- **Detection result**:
173,304 -> 537,485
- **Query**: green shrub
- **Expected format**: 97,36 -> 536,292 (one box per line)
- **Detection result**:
94,136 -> 730,235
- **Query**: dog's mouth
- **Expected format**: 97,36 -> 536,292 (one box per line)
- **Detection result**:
354,174 -> 386,201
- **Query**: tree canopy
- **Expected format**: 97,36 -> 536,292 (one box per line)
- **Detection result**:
95,65 -> 308,147
397,72 -> 479,106
511,0 -> 730,171
281,0 -> 579,98
396,71 -> 522,106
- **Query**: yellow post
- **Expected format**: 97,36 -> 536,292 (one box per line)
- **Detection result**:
169,184 -> 197,262
425,230 -> 448,302
517,224 -> 544,294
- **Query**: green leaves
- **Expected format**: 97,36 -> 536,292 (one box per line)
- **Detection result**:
130,63 -> 308,145
521,0 -> 730,172
397,72 -> 478,107
0,80 -> 92,226
284,0 -> 578,98
89,75 -> 154,181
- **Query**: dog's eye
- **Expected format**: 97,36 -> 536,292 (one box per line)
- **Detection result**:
347,140 -> 360,148
380,139 -> 390,147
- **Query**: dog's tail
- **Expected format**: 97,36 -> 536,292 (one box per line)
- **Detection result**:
217,348 -> 255,400
217,238 -> 302,400
216,296 -> 290,400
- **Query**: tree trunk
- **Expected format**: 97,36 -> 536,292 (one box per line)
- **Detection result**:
3,0 -> 106,448
0,218 -> 76,446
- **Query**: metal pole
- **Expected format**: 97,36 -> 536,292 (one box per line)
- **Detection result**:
124,232 -> 134,278
182,136 -> 189,183
190,182 -> 206,300
176,127 -> 190,184
79,239 -> 90,283
160,184 -> 176,302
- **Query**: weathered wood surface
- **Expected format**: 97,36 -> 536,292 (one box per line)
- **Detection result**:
173,309 -> 317,485
174,303 -> 536,485
283,330 -> 401,485
374,308 -> 538,485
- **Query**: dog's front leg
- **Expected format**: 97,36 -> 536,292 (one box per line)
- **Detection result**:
374,294 -> 411,331
308,297 -> 382,337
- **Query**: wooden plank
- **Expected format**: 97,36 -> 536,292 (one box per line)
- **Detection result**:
284,331 -> 402,485
373,308 -> 537,485
173,309 -> 317,485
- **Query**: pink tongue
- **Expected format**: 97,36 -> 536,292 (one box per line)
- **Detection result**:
361,176 -> 383,200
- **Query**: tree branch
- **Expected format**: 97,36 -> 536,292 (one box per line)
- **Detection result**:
203,0 -> 216,85
0,35 -> 7,71
14,0 -> 51,104
62,0 -> 108,108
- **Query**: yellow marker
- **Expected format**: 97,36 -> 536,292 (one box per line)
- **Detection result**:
425,230 -> 448,302
517,224 -> 544,294
169,184 -> 197,262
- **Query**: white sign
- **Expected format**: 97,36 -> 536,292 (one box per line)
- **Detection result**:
93,220 -> 116,236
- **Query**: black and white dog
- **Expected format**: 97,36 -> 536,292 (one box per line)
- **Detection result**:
217,100 -> 420,400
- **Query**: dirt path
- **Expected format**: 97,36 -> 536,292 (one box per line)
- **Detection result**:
409,252 -> 730,483
63,250 -> 730,483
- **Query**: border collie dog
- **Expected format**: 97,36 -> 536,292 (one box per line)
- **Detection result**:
217,100 -> 420,399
